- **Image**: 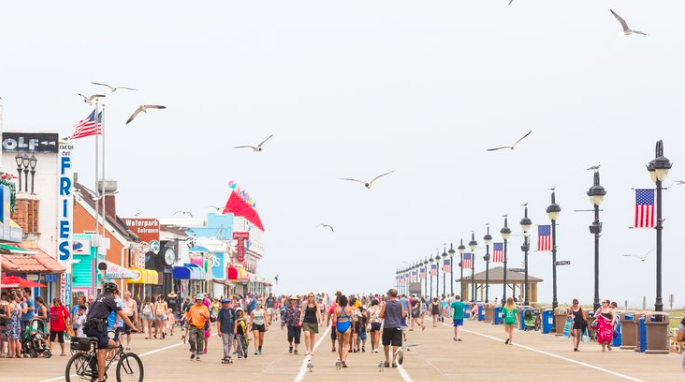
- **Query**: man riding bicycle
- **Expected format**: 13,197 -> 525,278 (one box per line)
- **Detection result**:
86,282 -> 137,382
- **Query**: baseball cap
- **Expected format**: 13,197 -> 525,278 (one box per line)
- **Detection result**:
196,293 -> 204,300
221,298 -> 231,304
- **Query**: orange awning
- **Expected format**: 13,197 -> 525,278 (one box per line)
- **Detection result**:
1,245 -> 66,274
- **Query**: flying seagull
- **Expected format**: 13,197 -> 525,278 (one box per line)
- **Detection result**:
622,248 -> 655,262
234,134 -> 274,152
126,104 -> 166,125
206,205 -> 223,212
666,180 -> 685,188
91,82 -> 137,92
339,170 -> 395,189
316,224 -> 335,233
174,210 -> 193,217
487,130 -> 532,151
610,9 -> 647,36
78,93 -> 106,104
587,165 -> 601,171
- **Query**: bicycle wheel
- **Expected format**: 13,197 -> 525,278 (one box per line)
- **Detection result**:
116,352 -> 144,382
65,353 -> 94,382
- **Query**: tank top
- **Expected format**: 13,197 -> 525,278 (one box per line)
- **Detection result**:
384,300 -> 402,329
303,305 -> 317,324
370,306 -> 381,323
253,309 -> 266,325
572,307 -> 583,324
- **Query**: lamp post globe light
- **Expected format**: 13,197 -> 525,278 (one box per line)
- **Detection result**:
519,204 -> 532,306
587,171 -> 607,311
483,225 -> 492,303
429,256 -> 435,300
441,246 -> 448,297
546,189 -> 561,331
647,140 -> 672,313
458,239 -> 466,299
468,232 -> 478,301
448,243 -> 456,296
500,216 -> 511,302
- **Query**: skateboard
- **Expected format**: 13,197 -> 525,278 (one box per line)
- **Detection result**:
221,357 -> 233,364
562,317 -> 573,338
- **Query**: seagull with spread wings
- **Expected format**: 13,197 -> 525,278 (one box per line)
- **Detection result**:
91,82 -> 137,92
487,130 -> 532,151
174,210 -> 193,217
316,224 -> 335,233
610,9 -> 647,36
339,170 -> 395,189
78,93 -> 106,105
206,205 -> 223,212
126,104 -> 166,125
234,135 -> 274,152
623,248 -> 655,262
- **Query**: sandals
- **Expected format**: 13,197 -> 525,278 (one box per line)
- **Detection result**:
383,361 -> 390,368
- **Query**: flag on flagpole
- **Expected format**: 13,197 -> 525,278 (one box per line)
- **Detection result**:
411,270 -> 417,282
430,264 -> 437,276
634,189 -> 655,228
538,225 -> 551,252
67,109 -> 102,140
493,243 -> 504,263
442,259 -> 451,272
462,253 -> 472,269
419,267 -> 426,279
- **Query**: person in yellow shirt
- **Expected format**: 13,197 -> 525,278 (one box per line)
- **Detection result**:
186,294 -> 210,361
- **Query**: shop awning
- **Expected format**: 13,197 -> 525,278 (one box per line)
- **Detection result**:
186,263 -> 205,280
1,245 -> 66,274
227,266 -> 250,282
127,268 -> 160,285
100,260 -> 138,280
173,264 -> 205,280
172,266 -> 191,280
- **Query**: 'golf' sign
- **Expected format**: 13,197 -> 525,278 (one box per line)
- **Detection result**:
58,143 -> 74,264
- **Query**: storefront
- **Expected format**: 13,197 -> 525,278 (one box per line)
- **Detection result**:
127,268 -> 160,300
172,263 -> 206,299
227,266 -> 250,296
71,234 -> 97,298
0,244 -> 65,302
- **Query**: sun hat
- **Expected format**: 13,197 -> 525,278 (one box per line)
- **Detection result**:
289,295 -> 299,300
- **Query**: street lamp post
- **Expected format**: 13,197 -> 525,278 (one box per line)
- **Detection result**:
587,171 -> 607,311
15,153 -> 23,191
520,204 -> 532,306
29,154 -> 37,194
424,258 -> 429,298
441,246 -> 448,297
546,189 -> 562,329
449,244 -> 455,296
501,216 -> 512,302
21,154 -> 29,193
469,232 -> 478,301
435,250 -> 441,299
647,140 -> 672,313
429,256 -> 435,300
458,240 -> 465,298
483,225 -> 492,303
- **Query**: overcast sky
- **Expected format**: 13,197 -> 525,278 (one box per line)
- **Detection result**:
1,1 -> 684,308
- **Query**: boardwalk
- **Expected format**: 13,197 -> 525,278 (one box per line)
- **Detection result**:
2,319 -> 681,382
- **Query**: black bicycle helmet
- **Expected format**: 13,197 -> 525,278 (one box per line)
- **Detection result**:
102,282 -> 119,294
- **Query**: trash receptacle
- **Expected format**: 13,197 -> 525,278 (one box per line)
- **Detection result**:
635,315 -> 647,353
478,304 -> 484,322
620,313 -> 637,350
542,309 -> 554,334
645,312 -> 670,354
554,307 -> 568,336
493,305 -> 503,325
464,304 -> 471,319
519,307 -> 533,330
613,315 -> 622,348
484,304 -> 494,323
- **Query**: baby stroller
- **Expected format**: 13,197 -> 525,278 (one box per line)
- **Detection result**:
523,309 -> 538,331
22,318 -> 52,358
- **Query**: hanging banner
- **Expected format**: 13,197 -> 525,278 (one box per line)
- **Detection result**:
58,142 -> 74,264
233,232 -> 249,263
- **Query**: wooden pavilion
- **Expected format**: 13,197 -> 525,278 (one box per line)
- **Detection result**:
457,266 -> 543,305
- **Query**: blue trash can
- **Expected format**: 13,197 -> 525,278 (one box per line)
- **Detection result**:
493,306 -> 503,325
636,316 -> 647,352
542,309 -> 554,334
520,307 -> 534,330
478,305 -> 484,321
464,305 -> 470,319
613,317 -> 622,347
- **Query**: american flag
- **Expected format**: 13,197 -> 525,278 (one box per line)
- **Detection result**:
538,225 -> 551,252
419,267 -> 426,279
635,189 -> 655,228
411,270 -> 417,282
442,259 -> 451,272
67,109 -> 102,140
493,243 -> 504,263
462,253 -> 472,269
430,263 -> 437,276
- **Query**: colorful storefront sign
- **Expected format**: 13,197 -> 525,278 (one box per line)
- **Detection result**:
58,142 -> 74,264
123,218 -> 160,244
233,232 -> 249,263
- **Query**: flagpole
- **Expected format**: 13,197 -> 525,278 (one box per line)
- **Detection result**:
94,101 -> 100,235
101,104 -> 106,244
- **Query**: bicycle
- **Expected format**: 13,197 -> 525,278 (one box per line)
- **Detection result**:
65,330 -> 144,382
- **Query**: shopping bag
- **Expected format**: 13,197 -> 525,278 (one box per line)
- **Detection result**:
581,329 -> 590,343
